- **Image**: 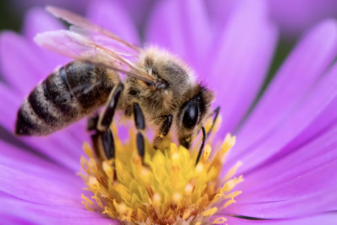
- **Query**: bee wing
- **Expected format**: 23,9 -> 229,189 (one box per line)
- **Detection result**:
35,30 -> 155,84
46,6 -> 140,53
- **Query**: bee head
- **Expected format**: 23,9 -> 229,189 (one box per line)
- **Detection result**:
178,85 -> 214,148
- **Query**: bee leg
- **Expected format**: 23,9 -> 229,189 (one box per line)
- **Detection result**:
206,106 -> 220,137
88,82 -> 124,159
101,129 -> 115,159
87,83 -> 124,181
153,115 -> 173,149
133,103 -> 146,163
87,115 -> 116,164
179,135 -> 192,149
87,114 -> 104,160
195,126 -> 206,165
87,112 -> 99,131
97,83 -> 124,131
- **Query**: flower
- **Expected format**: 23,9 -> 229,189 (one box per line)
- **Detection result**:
1,0 -> 337,224
79,128 -> 241,224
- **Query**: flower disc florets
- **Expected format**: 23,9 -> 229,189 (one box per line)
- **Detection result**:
79,123 -> 243,225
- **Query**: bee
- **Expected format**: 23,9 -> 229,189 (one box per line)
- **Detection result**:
15,6 -> 219,162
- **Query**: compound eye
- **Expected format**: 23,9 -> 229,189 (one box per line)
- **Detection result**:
182,104 -> 199,129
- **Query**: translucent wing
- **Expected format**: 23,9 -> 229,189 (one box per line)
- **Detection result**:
35,30 -> 155,84
46,6 -> 140,53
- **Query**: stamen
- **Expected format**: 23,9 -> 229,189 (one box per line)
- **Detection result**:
213,217 -> 227,224
222,161 -> 242,182
79,122 -> 243,224
202,207 -> 218,216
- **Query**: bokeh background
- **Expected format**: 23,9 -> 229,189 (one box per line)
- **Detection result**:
1,0 -> 337,148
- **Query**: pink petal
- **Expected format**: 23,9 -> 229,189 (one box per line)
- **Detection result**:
221,213 -> 337,224
229,19 -> 337,163
0,140 -> 80,187
208,0 -> 278,135
0,195 -> 116,225
0,164 -> 82,207
226,158 -> 337,218
235,58 -> 337,173
223,122 -> 337,218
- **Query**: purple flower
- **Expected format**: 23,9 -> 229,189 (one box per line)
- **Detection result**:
1,0 -> 337,224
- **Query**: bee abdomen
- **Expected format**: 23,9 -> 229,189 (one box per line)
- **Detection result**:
15,61 -> 117,136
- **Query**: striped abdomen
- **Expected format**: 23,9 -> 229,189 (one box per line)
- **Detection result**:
15,61 -> 119,136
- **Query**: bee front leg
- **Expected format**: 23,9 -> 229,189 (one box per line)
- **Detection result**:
153,115 -> 173,149
133,103 -> 146,163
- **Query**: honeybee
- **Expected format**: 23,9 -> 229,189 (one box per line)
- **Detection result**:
15,6 -> 219,161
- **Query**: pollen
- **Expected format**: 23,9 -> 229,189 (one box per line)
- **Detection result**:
79,120 -> 243,225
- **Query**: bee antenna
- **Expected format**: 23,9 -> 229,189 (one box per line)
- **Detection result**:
195,126 -> 206,165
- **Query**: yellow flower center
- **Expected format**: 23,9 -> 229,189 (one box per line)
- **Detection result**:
79,120 -> 243,225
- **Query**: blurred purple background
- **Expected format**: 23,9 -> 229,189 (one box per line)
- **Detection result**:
2,0 -> 337,38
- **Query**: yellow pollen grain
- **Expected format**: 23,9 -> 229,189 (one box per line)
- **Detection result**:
82,201 -> 94,212
83,142 -> 94,158
203,144 -> 212,161
185,183 -> 193,195
79,129 -> 243,225
213,217 -> 227,224
87,176 -> 99,193
172,193 -> 182,204
81,194 -> 94,206
212,193 -> 222,203
172,152 -> 180,161
80,156 -> 89,174
221,134 -> 236,154
202,207 -> 217,216
196,163 -> 204,173
88,158 -> 97,173
103,207 -> 115,218
223,198 -> 236,208
224,191 -> 242,199
102,161 -> 113,180
153,193 -> 161,205
92,195 -> 103,208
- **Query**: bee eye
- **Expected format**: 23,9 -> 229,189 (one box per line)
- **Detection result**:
182,104 -> 199,129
